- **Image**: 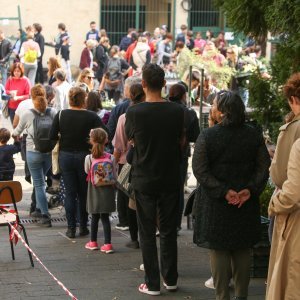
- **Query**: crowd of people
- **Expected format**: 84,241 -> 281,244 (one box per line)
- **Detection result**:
0,20 -> 299,300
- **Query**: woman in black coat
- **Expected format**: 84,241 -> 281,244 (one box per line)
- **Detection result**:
192,91 -> 270,300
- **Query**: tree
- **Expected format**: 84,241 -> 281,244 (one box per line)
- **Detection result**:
215,0 -> 300,140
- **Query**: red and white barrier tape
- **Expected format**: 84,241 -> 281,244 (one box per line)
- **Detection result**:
0,210 -> 78,300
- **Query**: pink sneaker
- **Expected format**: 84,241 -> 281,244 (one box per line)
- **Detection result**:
85,241 -> 99,250
138,283 -> 160,296
100,244 -> 114,253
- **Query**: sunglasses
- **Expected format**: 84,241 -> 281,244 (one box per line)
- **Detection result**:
86,76 -> 94,80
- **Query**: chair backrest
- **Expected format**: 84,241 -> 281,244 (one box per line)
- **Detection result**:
0,181 -> 23,205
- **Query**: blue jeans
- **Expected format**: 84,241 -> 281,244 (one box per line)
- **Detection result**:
59,151 -> 89,229
27,151 -> 51,215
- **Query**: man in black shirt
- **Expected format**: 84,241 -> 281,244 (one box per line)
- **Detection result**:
125,64 -> 184,295
33,23 -> 45,84
0,30 -> 12,85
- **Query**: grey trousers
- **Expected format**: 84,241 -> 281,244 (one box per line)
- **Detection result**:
24,63 -> 38,87
210,248 -> 250,300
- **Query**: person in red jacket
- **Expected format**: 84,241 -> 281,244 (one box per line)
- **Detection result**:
79,39 -> 97,70
5,62 -> 31,123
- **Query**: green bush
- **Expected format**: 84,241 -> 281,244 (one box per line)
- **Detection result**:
259,181 -> 275,217
248,71 -> 289,142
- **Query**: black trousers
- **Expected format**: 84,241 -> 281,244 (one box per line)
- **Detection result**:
128,207 -> 138,241
117,164 -> 129,226
91,213 -> 111,244
177,157 -> 188,228
35,59 -> 44,84
135,189 -> 179,291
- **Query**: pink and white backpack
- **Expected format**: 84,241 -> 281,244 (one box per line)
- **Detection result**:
87,153 -> 116,187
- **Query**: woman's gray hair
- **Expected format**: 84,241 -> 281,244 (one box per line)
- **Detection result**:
53,68 -> 66,81
124,76 -> 142,89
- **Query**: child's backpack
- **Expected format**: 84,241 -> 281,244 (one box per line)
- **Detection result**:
88,153 -> 116,186
24,48 -> 38,63
30,108 -> 56,153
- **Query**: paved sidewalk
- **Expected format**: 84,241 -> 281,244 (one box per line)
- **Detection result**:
0,115 -> 266,300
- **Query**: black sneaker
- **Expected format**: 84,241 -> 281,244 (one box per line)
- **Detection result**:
125,240 -> 140,249
66,227 -> 76,238
36,214 -> 52,227
79,227 -> 90,236
30,209 -> 43,218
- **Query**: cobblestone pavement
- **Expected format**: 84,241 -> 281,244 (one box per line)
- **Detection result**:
0,115 -> 266,300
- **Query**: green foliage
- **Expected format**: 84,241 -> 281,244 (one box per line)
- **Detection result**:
265,0 -> 300,38
214,0 -> 271,38
259,181 -> 275,217
176,48 -> 234,89
215,0 -> 300,141
248,71 -> 289,141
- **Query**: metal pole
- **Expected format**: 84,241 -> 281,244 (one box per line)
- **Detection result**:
199,68 -> 204,129
188,65 -> 192,108
135,0 -> 140,31
172,0 -> 176,37
17,5 -> 22,30
99,0 -> 102,29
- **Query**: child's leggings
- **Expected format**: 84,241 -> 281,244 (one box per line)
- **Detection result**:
91,213 -> 111,244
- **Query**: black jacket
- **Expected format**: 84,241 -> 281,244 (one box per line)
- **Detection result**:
95,44 -> 108,80
107,99 -> 130,141
192,123 -> 270,250
34,33 -> 45,57
0,39 -> 12,63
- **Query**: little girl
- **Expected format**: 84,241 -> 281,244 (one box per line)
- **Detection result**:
85,128 -> 116,253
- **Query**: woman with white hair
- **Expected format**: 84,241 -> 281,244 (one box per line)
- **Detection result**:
53,68 -> 71,110
79,39 -> 97,70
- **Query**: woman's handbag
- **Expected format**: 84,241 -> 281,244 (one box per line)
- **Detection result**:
52,111 -> 62,175
52,142 -> 60,175
116,163 -> 132,197
1,99 -> 9,119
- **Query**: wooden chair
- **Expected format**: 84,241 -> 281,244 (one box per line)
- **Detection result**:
0,181 -> 34,267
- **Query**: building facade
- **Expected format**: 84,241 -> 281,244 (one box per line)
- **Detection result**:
0,1 -> 221,67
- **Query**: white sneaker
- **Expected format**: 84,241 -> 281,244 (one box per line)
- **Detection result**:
139,264 -> 144,271
204,277 -> 215,289
204,277 -> 234,289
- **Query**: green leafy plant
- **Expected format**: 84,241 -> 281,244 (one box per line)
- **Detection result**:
176,48 -> 234,89
259,181 -> 275,217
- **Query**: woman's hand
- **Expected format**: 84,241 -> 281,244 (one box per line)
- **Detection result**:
226,188 -> 251,208
237,189 -> 251,208
225,189 -> 239,205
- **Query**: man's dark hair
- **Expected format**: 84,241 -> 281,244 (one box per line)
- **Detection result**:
0,128 -> 10,144
216,90 -> 245,127
131,32 -> 138,42
142,64 -> 165,91
58,23 -> 66,31
90,21 -> 96,25
180,24 -> 188,31
175,41 -> 184,49
169,83 -> 186,102
33,23 -> 42,33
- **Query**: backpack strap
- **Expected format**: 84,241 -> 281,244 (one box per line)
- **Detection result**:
30,108 -> 51,116
30,108 -> 39,116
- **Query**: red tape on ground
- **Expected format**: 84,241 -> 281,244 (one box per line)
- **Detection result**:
0,210 -> 78,300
